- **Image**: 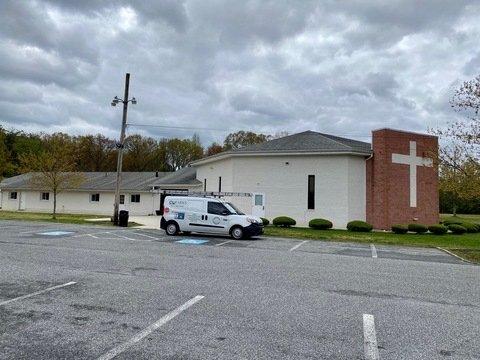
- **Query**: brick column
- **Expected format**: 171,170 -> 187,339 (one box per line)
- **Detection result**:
366,129 -> 439,230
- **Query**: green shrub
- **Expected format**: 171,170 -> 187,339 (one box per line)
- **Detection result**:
346,220 -> 373,232
442,217 -> 463,226
428,224 -> 448,235
272,216 -> 296,227
260,217 -> 270,226
460,222 -> 479,233
407,223 -> 428,234
448,224 -> 467,235
391,224 -> 408,234
308,218 -> 333,230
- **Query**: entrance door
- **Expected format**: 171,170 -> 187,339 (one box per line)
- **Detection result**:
252,193 -> 265,218
19,192 -> 26,210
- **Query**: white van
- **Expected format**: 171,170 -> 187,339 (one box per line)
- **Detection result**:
160,196 -> 263,239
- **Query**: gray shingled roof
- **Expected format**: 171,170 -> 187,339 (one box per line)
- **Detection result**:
151,166 -> 200,186
0,170 -> 199,191
234,131 -> 371,154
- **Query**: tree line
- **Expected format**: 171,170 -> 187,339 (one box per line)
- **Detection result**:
0,128 -> 276,179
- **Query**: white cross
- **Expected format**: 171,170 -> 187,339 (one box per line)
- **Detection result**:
391,141 -> 433,208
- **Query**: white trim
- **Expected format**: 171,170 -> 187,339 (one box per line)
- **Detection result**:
190,150 -> 371,166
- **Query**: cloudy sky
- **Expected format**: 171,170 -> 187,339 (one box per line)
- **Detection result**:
1,0 -> 479,145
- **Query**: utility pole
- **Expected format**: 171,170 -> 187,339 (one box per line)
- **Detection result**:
111,73 -> 136,225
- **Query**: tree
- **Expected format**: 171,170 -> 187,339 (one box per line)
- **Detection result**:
205,142 -> 224,157
75,134 -> 116,171
165,138 -> 203,170
123,134 -> 159,171
19,134 -> 85,219
223,131 -> 268,150
431,75 -> 480,210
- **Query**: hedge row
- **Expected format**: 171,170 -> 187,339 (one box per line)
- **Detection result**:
390,223 -> 474,235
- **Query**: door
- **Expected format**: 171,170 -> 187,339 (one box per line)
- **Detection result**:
205,201 -> 230,234
19,192 -> 26,210
184,199 -> 208,232
252,193 -> 265,218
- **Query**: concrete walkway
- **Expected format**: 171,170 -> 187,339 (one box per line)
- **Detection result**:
129,215 -> 161,229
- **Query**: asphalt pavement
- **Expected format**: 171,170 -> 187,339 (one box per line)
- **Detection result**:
0,219 -> 478,359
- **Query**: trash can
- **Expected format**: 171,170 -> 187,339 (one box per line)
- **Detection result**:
119,210 -> 129,227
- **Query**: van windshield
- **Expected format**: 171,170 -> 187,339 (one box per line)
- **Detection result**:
225,202 -> 244,215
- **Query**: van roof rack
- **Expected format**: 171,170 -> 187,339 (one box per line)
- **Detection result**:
160,190 -> 252,197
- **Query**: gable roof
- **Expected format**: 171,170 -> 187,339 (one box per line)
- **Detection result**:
0,170 -> 200,191
191,130 -> 371,166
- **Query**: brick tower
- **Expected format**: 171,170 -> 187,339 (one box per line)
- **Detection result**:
366,129 -> 439,230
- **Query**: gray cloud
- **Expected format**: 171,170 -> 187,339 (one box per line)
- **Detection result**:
0,0 -> 479,145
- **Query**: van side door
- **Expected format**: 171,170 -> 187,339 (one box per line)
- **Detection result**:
206,201 -> 230,234
185,199 -> 208,232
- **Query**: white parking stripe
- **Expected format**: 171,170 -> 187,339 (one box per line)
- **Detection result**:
105,232 -> 151,242
363,314 -> 380,360
0,281 -> 77,306
97,295 -> 204,360
133,232 -> 159,240
289,240 -> 309,252
370,244 -> 378,258
215,240 -> 233,247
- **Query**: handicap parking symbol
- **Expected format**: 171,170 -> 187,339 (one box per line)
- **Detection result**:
176,239 -> 209,245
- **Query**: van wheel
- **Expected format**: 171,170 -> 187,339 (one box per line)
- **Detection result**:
166,222 -> 179,236
231,226 -> 244,240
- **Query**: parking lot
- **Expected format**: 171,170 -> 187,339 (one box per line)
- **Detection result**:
0,219 -> 479,359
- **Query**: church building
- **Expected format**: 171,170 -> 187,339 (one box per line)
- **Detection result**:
191,129 -> 439,229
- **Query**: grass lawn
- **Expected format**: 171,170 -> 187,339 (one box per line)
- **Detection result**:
264,214 -> 480,264
0,210 -> 141,227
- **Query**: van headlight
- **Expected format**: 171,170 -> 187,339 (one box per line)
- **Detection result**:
247,217 -> 258,224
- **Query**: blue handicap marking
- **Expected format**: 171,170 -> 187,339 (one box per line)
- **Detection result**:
38,231 -> 74,236
176,239 -> 209,245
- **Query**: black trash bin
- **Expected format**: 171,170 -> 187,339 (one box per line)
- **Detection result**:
119,210 -> 129,227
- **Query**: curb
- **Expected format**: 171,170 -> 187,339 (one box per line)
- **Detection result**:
436,247 -> 473,264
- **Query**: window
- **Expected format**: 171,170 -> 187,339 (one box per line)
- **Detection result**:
218,176 -> 222,192
308,175 -> 315,210
131,194 -> 141,203
254,194 -> 263,206
40,192 -> 49,201
203,178 -> 207,191
207,201 -> 229,215
90,193 -> 100,202
119,195 -> 125,204
9,192 -> 17,200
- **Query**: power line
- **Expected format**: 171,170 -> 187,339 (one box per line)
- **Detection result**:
127,123 -> 227,132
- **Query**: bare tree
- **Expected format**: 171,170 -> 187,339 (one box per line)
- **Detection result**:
431,75 -> 480,207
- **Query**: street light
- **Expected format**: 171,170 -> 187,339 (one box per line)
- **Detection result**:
111,73 -> 137,225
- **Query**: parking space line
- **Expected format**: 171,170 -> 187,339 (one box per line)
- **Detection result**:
370,244 -> 378,258
215,240 -> 233,247
363,314 -> 380,360
97,295 -> 204,360
0,281 -> 77,306
133,232 -> 160,240
105,232 -> 151,242
289,240 -> 309,252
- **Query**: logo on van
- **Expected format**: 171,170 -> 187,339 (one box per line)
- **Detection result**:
212,216 -> 221,225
